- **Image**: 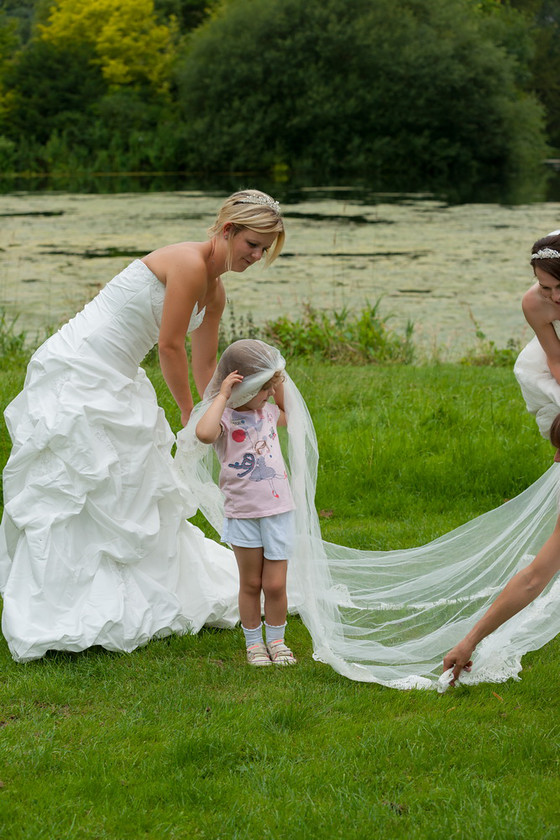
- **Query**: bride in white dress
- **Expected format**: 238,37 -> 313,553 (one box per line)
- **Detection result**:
0,189 -> 285,662
443,231 -> 560,686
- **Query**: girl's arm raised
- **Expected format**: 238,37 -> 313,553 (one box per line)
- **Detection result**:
196,372 -> 244,444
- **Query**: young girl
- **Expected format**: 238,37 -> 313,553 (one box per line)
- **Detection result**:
194,339 -> 297,666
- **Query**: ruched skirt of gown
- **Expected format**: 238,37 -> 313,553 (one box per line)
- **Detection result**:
0,262 -> 239,662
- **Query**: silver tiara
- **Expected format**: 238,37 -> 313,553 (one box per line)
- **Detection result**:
532,248 -> 560,260
235,194 -> 281,214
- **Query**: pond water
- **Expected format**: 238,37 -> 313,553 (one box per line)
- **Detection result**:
1,183 -> 560,359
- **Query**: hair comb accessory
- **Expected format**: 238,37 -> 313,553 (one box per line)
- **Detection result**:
234,194 -> 281,214
532,248 -> 560,260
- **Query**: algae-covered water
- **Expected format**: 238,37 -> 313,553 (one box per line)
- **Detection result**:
1,188 -> 559,358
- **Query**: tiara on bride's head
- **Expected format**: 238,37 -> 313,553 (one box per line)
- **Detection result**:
234,194 -> 281,214
532,247 -> 560,260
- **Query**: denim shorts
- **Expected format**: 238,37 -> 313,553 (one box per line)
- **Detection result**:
221,511 -> 295,561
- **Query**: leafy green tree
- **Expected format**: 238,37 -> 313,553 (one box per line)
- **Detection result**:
153,0 -> 219,31
39,0 -> 175,90
0,0 -> 38,42
0,0 -> 186,172
535,4 -> 560,150
0,0 -> 552,178
508,0 -> 560,151
0,13 -> 19,80
1,38 -> 106,145
174,0 -> 547,179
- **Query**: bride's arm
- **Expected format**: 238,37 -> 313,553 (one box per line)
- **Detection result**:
190,280 -> 225,398
443,516 -> 560,683
158,263 -> 206,426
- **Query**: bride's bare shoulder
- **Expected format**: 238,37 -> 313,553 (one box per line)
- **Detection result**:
522,282 -> 560,331
145,241 -> 205,261
142,241 -> 208,282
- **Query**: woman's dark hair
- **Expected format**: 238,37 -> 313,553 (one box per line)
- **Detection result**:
550,412 -> 560,449
531,233 -> 560,282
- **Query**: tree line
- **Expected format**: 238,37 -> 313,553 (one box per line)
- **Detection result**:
0,0 -> 558,183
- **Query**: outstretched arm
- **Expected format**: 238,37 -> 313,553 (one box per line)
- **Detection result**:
443,515 -> 560,683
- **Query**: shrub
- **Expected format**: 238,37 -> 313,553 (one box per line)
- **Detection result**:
263,301 -> 415,364
0,310 -> 28,368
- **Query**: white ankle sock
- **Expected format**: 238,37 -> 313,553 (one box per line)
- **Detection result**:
241,623 -> 263,647
264,621 -> 286,645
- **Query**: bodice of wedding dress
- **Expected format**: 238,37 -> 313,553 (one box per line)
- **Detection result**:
514,320 -> 560,439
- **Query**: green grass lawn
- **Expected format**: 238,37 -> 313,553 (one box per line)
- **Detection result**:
1,359 -> 559,839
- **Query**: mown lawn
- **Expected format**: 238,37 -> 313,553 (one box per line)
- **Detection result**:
1,359 -> 558,839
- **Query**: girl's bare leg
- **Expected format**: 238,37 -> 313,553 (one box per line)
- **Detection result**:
262,558 -> 288,626
232,545 -> 264,629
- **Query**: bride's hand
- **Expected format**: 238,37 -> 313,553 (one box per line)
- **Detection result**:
443,639 -> 474,685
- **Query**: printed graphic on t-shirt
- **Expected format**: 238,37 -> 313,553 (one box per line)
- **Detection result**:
215,404 -> 294,518
227,408 -> 287,500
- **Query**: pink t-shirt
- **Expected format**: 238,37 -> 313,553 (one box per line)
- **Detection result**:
213,404 -> 295,518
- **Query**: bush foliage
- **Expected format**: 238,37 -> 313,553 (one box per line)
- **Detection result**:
0,0 -> 557,178
263,302 -> 415,364
175,0 -> 547,179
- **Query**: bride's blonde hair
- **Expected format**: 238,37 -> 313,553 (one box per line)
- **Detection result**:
208,189 -> 285,268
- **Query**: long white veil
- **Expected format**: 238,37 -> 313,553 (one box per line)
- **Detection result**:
175,340 -> 560,691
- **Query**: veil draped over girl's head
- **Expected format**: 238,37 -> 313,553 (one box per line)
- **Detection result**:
175,341 -> 560,691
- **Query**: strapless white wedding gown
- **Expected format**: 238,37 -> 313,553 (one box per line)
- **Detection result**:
0,260 -> 239,662
514,321 -> 560,438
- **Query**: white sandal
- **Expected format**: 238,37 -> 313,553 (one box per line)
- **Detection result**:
246,642 -> 272,666
266,640 -> 297,665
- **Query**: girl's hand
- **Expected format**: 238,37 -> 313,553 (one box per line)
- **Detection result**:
220,371 -> 243,400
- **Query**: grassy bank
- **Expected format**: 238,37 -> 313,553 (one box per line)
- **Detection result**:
1,354 -> 559,838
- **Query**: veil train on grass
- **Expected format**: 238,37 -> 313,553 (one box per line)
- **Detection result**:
175,340 -> 560,691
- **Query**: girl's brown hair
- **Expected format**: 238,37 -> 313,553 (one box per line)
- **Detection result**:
550,413 -> 560,450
